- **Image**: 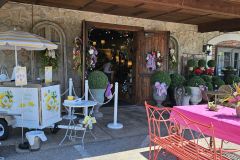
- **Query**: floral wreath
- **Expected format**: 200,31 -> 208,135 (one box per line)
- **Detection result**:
86,46 -> 98,71
146,51 -> 164,71
73,36 -> 82,72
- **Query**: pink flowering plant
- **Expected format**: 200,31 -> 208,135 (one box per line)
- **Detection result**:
154,82 -> 168,96
146,51 -> 164,71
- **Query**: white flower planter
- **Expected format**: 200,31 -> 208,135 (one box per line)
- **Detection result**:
153,86 -> 167,107
190,87 -> 202,105
182,95 -> 191,106
90,89 -> 105,118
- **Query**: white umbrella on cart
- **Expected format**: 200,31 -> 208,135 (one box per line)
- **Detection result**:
0,28 -> 58,67
0,28 -> 58,149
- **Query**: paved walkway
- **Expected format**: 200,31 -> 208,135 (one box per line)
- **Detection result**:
0,105 -> 239,160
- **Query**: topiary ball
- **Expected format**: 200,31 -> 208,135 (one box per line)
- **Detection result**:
212,76 -> 225,89
187,59 -> 197,68
206,82 -> 213,91
198,59 -> 206,68
225,74 -> 240,85
207,60 -> 216,68
200,75 -> 212,83
88,71 -> 108,89
188,76 -> 206,87
150,71 -> 171,86
170,73 -> 185,89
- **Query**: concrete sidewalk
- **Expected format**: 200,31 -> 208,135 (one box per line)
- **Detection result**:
0,105 -> 239,160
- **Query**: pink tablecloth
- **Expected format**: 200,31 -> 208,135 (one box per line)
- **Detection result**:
171,105 -> 240,145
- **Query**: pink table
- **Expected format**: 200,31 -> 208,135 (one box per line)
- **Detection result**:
171,105 -> 240,145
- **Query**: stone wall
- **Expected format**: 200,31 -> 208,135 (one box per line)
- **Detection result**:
0,2 -> 224,91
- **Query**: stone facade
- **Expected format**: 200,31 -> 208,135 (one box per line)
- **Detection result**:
0,2 -> 233,91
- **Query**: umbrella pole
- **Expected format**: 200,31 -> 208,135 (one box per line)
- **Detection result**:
14,46 -> 18,67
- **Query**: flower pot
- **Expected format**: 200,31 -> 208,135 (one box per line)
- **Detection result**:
89,89 -> 105,118
174,87 -> 185,106
236,106 -> 240,118
190,87 -> 202,105
182,95 -> 191,105
153,86 -> 167,107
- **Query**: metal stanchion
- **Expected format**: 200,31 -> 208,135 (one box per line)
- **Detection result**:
107,82 -> 123,129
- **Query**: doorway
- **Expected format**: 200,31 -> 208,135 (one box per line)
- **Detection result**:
87,28 -> 135,105
216,47 -> 240,76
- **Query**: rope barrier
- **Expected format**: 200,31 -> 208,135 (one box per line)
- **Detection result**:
61,88 -> 69,97
72,85 -> 85,99
88,88 -> 115,105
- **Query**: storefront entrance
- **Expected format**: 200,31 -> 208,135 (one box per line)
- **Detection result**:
82,21 -> 170,105
88,28 -> 135,104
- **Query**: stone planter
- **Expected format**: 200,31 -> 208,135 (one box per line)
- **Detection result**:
236,106 -> 240,118
153,86 -> 167,107
190,87 -> 202,105
182,95 -> 191,105
89,89 -> 105,118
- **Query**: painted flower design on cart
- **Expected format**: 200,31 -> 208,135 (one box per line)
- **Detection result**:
0,91 -> 14,108
44,90 -> 59,111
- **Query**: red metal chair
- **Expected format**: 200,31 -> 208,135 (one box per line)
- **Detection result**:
145,102 -> 229,160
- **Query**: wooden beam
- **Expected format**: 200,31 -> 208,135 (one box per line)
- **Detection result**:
178,13 -> 212,23
103,4 -> 118,13
0,0 -> 7,8
98,0 -> 240,17
132,10 -> 147,16
134,2 -> 144,8
143,0 -> 240,17
198,18 -> 240,32
86,21 -> 143,32
148,8 -> 182,19
78,0 -> 95,10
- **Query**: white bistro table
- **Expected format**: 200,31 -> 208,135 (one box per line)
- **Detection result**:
59,100 -> 97,146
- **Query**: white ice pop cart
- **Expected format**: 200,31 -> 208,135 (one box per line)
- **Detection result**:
0,82 -> 61,140
0,29 -> 60,141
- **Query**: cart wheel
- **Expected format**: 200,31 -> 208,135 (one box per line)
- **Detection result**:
0,119 -> 9,140
50,123 -> 60,134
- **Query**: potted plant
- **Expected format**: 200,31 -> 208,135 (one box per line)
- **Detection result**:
224,74 -> 240,85
187,59 -> 197,71
200,75 -> 212,83
188,76 -> 206,105
198,59 -> 206,71
207,60 -> 216,70
182,86 -> 191,105
169,73 -> 185,105
222,66 -> 237,79
88,71 -> 108,117
150,71 -> 171,107
212,76 -> 225,90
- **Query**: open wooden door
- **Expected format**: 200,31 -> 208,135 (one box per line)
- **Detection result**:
135,31 -> 170,105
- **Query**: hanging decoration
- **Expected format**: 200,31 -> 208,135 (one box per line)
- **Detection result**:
168,48 -> 177,69
146,51 -> 164,71
86,46 -> 98,71
72,36 -> 82,73
40,49 -> 58,70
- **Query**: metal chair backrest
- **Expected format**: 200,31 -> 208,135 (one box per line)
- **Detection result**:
145,102 -> 218,160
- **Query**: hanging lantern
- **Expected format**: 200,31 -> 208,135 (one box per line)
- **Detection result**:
93,41 -> 97,46
115,55 -> 119,62
101,40 -> 105,45
128,60 -> 133,67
